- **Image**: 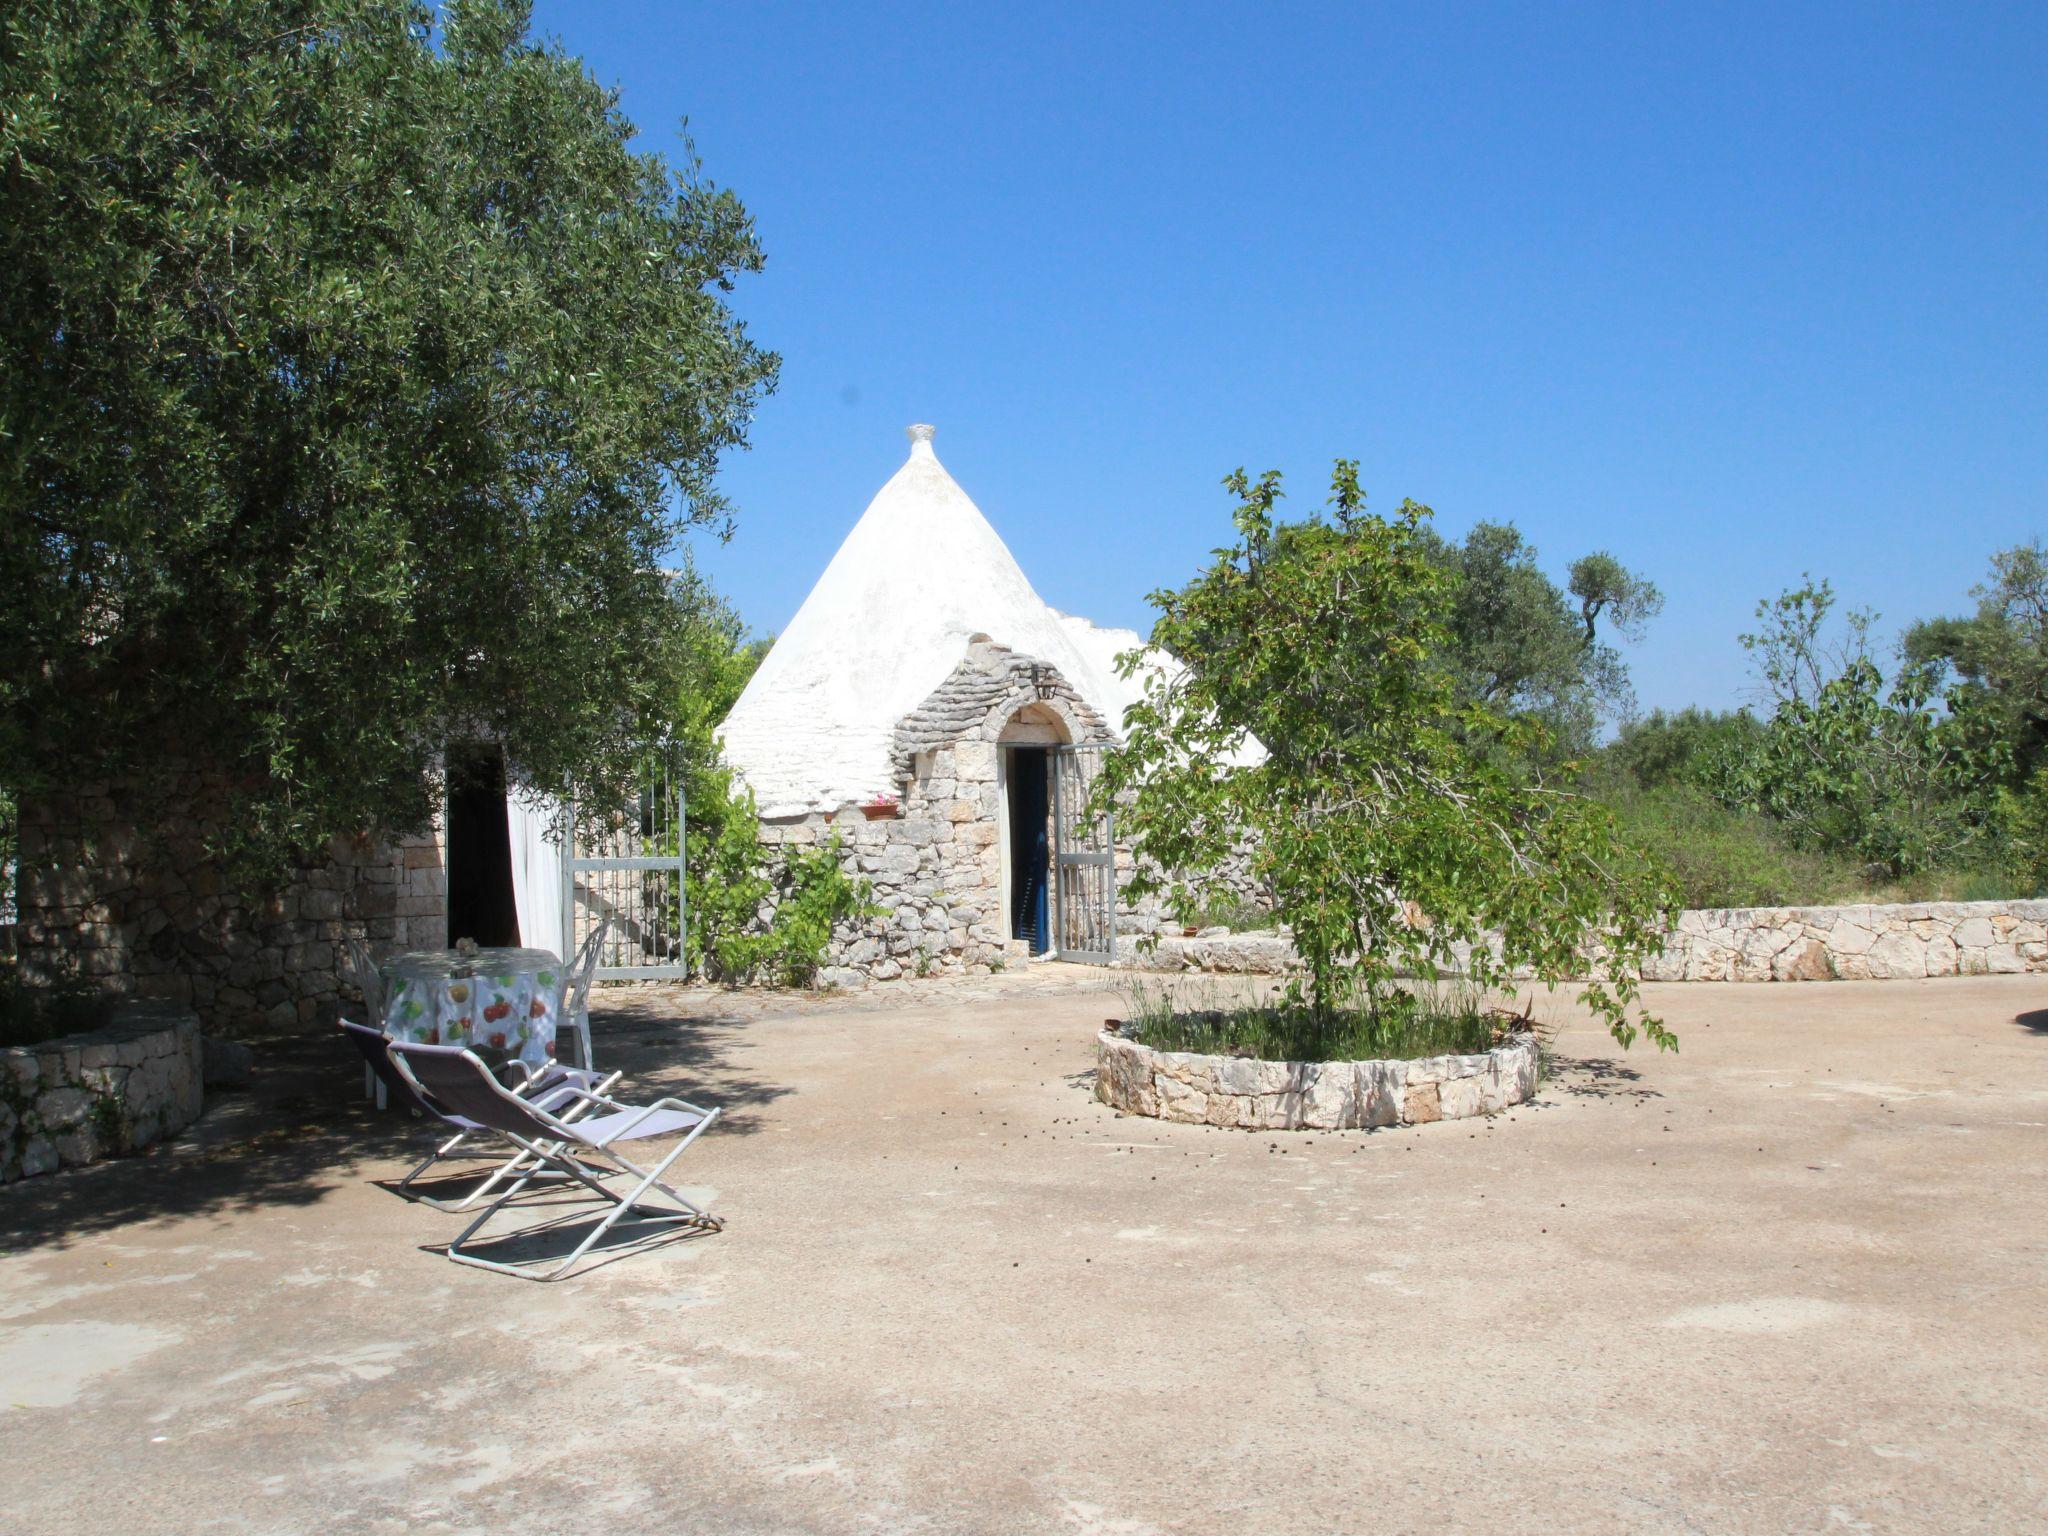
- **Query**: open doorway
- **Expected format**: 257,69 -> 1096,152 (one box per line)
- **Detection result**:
445,744 -> 520,949
1005,746 -> 1051,952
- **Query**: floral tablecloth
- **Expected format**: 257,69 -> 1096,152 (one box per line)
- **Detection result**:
380,948 -> 564,1068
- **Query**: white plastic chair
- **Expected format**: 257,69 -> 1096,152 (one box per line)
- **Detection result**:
558,917 -> 612,1070
343,935 -> 390,1106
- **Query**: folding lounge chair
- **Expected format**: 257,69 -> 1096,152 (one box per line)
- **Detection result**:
340,1020 -> 621,1214
387,1040 -> 720,1281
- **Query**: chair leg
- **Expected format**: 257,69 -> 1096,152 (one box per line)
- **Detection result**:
444,1115 -> 720,1281
576,1011 -> 593,1071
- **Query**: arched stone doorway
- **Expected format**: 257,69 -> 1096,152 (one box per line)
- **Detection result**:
997,704 -> 1071,953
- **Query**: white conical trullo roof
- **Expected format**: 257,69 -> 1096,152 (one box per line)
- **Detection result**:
719,425 -> 1147,817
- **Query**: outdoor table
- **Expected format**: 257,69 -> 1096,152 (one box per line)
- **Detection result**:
380,947 -> 565,1069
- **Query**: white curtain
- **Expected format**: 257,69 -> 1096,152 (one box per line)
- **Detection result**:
506,784 -> 568,958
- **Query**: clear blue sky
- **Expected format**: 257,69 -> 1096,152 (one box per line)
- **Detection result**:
533,0 -> 2045,716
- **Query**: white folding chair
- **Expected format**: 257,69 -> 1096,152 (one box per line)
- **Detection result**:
341,1020 -> 622,1212
388,1041 -> 720,1281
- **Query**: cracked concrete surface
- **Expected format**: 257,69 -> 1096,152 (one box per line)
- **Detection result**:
1,972 -> 2044,1533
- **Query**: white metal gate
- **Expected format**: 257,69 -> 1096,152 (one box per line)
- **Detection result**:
562,764 -> 688,980
1051,745 -> 1116,964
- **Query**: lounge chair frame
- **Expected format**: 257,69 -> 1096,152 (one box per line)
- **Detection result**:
341,1020 -> 620,1214
387,1041 -> 721,1281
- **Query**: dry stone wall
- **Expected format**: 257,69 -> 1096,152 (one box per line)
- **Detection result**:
761,639 -> 1122,985
15,777 -> 444,1035
1,999 -> 203,1181
1641,900 -> 2048,981
1097,1029 -> 1539,1130
1113,900 -> 2048,984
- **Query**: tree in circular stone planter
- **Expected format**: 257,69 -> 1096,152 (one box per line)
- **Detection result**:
1101,462 -> 1678,1055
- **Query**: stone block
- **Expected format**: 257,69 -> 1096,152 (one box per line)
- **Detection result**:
1826,920 -> 1876,957
1865,929 -> 1928,979
35,1086 -> 91,1129
20,1135 -> 58,1177
53,1125 -> 101,1166
1403,1081 -> 1442,1124
1774,939 -> 1834,982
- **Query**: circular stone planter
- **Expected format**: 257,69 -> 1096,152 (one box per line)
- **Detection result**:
1096,1029 -> 1538,1130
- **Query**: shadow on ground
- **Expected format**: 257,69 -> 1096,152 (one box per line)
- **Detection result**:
2015,1008 -> 2048,1036
1547,1055 -> 1662,1100
586,1003 -> 793,1136
0,1001 -> 790,1254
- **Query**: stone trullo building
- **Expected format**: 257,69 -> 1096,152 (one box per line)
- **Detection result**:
720,424 -> 1171,984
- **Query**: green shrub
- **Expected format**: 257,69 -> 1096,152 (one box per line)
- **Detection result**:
681,769 -> 879,989
1595,782 -> 2033,908
1595,784 -> 1869,908
1186,894 -> 1280,932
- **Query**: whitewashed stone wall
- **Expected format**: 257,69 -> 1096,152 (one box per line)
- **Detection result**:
1,1000 -> 203,1181
1097,1029 -> 1539,1129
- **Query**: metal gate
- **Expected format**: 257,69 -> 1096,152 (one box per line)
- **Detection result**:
1051,745 -> 1117,964
562,763 -> 688,979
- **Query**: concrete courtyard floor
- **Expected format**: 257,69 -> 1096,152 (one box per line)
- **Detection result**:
1,971 -> 2045,1534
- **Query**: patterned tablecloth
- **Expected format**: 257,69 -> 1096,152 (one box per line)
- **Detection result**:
380,948 -> 564,1067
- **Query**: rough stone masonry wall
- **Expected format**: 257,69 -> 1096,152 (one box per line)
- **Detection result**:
1,1000 -> 203,1182
1640,900 -> 2048,981
16,778 -> 446,1036
1097,1029 -> 1539,1130
758,639 -> 1122,985
1113,899 -> 2048,983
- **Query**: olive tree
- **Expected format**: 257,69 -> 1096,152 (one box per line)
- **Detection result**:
1103,464 -> 1677,1053
0,0 -> 776,876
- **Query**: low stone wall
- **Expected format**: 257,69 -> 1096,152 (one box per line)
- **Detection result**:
1097,1029 -> 1539,1131
1115,932 -> 1298,974
1,1000 -> 204,1182
1642,901 -> 2048,981
1113,900 -> 2048,984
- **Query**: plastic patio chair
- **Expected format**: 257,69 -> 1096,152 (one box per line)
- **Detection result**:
340,1020 -> 621,1214
558,917 -> 613,1070
387,1039 -> 720,1281
343,936 -> 390,1105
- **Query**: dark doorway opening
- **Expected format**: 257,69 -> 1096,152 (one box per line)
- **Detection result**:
1007,746 -> 1051,953
445,744 -> 519,949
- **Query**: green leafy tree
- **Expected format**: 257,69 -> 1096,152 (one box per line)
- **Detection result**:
0,0 -> 776,880
1907,541 -> 2048,797
1104,464 -> 1676,1053
1601,708 -> 1764,793
655,597 -> 873,986
1422,523 -> 1661,762
1717,579 -> 1997,876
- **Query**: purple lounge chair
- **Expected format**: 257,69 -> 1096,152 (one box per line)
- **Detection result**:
340,1020 -> 620,1214
386,1040 -> 721,1281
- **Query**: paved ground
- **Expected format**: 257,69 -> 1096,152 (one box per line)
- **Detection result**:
2,971 -> 2045,1534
